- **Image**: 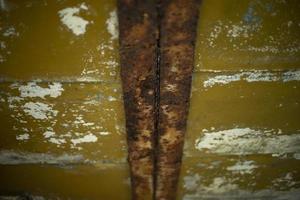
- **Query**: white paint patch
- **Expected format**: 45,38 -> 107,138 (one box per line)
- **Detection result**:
227,160 -> 258,174
83,122 -> 94,126
49,138 -> 66,145
58,3 -> 90,36
106,9 -> 119,40
0,150 -> 84,165
18,82 -> 64,99
22,102 -> 58,120
99,131 -> 110,136
16,134 -> 30,141
283,70 -> 300,82
195,128 -> 300,155
3,27 -> 19,37
71,133 -> 98,146
43,131 -> 55,138
203,73 -> 242,88
248,46 -> 300,54
203,70 -> 300,87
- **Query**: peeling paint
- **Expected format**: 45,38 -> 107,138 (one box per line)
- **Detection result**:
49,138 -> 66,145
2,27 -> 19,37
106,9 -> 118,40
226,160 -> 258,174
22,102 -> 58,120
16,134 -> 30,141
98,131 -> 110,136
71,133 -> 98,146
203,70 -> 300,87
17,82 -> 64,99
43,131 -> 55,139
58,3 -> 90,36
195,128 -> 300,155
0,150 -> 85,165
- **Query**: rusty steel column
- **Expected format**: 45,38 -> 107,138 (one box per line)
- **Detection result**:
155,0 -> 200,199
117,1 -> 158,199
118,0 -> 200,199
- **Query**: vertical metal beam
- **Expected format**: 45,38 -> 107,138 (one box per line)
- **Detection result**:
117,1 -> 158,199
118,0 -> 200,199
155,0 -> 200,199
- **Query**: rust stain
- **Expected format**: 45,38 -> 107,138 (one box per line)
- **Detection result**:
118,0 -> 158,199
118,0 -> 200,199
155,0 -> 200,199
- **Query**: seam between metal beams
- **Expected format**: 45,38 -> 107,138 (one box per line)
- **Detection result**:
153,1 -> 161,200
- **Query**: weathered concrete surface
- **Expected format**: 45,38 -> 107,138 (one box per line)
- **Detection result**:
118,1 -> 158,199
156,0 -> 200,199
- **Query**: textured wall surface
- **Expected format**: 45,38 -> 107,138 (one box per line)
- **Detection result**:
178,0 -> 300,199
0,1 -> 130,199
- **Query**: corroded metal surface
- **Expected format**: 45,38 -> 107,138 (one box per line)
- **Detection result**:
118,0 -> 200,199
155,0 -> 200,199
117,1 -> 158,199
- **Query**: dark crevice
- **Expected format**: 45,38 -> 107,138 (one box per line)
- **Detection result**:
153,1 -> 161,200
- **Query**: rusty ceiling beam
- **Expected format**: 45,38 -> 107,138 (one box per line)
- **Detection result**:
118,0 -> 200,199
117,0 -> 158,199
155,0 -> 200,199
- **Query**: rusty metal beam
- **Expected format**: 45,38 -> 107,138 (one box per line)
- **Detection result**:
155,0 -> 200,199
117,1 -> 158,199
118,0 -> 200,199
